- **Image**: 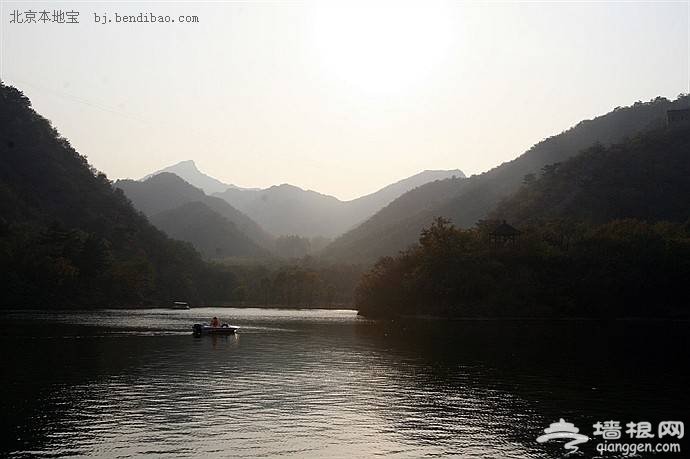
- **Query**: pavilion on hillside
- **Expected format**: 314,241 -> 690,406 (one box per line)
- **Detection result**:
489,220 -> 521,244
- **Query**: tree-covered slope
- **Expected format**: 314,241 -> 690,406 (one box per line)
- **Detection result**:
491,126 -> 690,225
150,201 -> 268,259
324,95 -> 689,262
321,176 -> 468,261
355,217 -> 690,319
341,169 -> 466,231
0,83 -> 236,307
116,173 -> 274,249
354,120 -> 690,319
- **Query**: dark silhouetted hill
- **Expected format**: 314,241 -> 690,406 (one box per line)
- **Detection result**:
150,201 -> 268,259
324,95 -> 689,262
491,126 -> 690,225
355,125 -> 690,319
0,83 -> 239,307
116,173 -> 273,249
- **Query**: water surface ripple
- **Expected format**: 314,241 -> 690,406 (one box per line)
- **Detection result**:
1,308 -> 688,458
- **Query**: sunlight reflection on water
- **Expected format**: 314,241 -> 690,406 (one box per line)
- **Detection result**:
1,309 -> 688,458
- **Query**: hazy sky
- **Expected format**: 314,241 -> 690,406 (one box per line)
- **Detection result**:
1,1 -> 689,200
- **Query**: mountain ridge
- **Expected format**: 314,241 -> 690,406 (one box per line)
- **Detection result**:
115,173 -> 274,250
0,82 -> 236,307
143,160 -> 249,195
149,201 -> 269,259
142,160 -> 465,239
490,125 -> 690,225
323,95 -> 689,262
355,123 -> 690,319
213,169 -> 465,238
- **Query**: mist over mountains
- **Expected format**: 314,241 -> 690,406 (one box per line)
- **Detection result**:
144,160 -> 250,195
214,169 -> 465,238
2,79 -> 689,312
116,95 -> 689,263
323,95 -> 690,262
115,173 -> 273,256
356,123 -> 690,319
138,161 -> 464,240
0,83 -> 238,307
150,201 -> 269,259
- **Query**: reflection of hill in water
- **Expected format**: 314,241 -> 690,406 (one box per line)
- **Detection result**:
2,311 -> 688,457
354,318 -> 690,455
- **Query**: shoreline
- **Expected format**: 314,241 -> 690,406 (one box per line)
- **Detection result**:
359,313 -> 690,322
0,305 -> 357,312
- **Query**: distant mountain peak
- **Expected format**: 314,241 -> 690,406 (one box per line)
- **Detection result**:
174,159 -> 198,169
145,171 -> 190,184
144,160 -> 237,195
273,183 -> 302,191
213,169 -> 465,238
115,171 -> 275,251
421,168 -> 464,176
323,94 -> 687,262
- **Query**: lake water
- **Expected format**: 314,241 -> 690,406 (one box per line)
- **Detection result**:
1,309 -> 688,458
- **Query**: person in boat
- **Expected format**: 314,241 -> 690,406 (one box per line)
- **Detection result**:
210,316 -> 220,328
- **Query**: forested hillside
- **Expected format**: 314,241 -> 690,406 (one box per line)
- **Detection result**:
355,124 -> 690,318
116,173 -> 274,250
326,95 -> 689,262
0,83 -> 238,307
491,127 -> 690,224
150,202 -> 269,259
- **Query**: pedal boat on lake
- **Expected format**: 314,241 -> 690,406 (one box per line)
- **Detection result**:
192,323 -> 240,337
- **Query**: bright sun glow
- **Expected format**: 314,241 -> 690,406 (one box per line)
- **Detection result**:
312,4 -> 454,96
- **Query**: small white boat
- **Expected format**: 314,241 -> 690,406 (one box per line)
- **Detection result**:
192,323 -> 240,336
172,301 -> 190,310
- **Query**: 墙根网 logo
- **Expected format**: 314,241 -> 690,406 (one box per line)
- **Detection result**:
536,418 -> 590,452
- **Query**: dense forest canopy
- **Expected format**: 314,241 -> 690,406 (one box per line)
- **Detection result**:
219,259 -> 364,307
356,217 -> 690,318
491,127 -> 690,225
0,83 -> 362,309
325,95 -> 690,263
356,124 -> 690,318
0,83 -> 235,307
3,79 -> 689,317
